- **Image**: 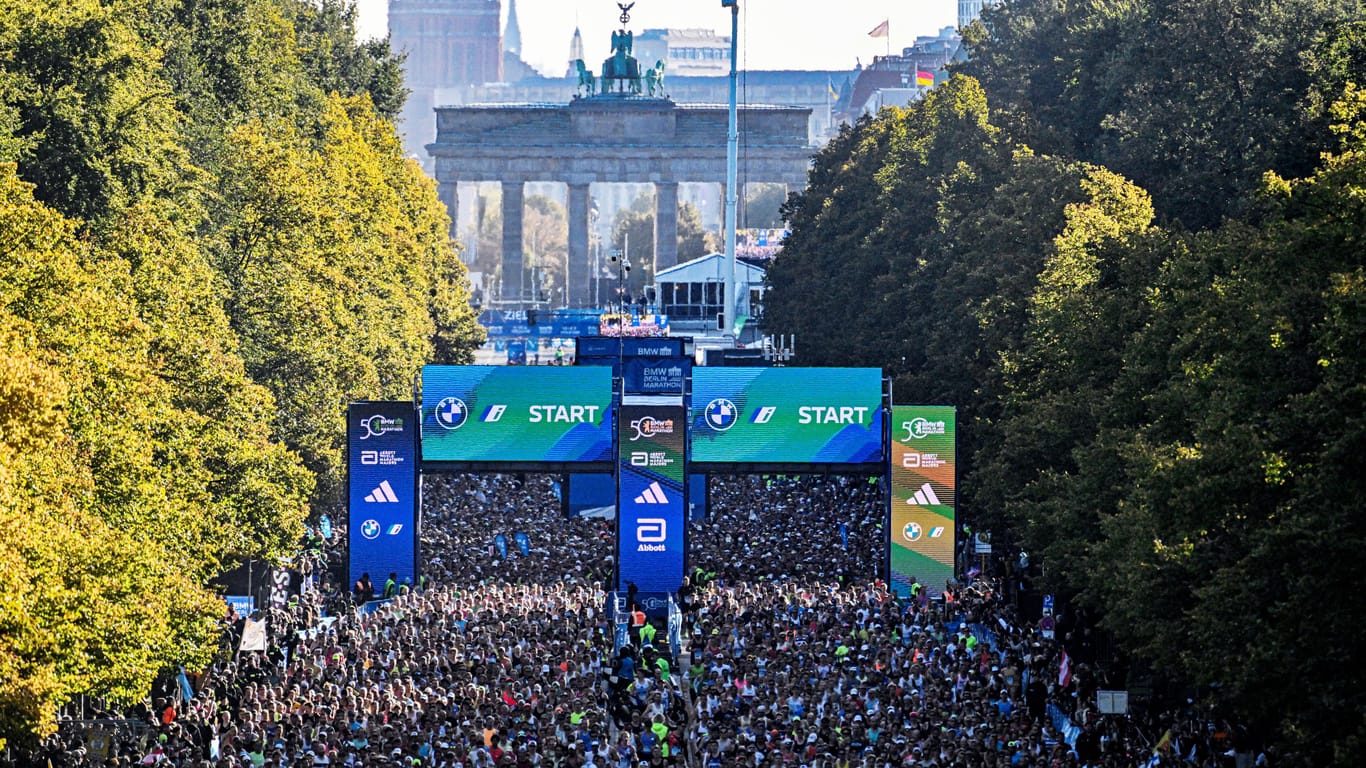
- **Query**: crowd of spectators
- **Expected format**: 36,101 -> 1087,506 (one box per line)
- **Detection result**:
28,474 -> 1271,768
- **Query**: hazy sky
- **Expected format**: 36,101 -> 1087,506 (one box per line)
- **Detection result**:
355,1 -> 961,74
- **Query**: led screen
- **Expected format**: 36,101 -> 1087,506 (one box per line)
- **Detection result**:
689,367 -> 884,464
421,366 -> 614,462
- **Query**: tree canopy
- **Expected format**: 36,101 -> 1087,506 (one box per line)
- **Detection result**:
765,2 -> 1366,762
611,196 -> 715,298
0,0 -> 481,747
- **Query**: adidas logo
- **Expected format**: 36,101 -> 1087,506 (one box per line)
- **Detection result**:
907,482 -> 941,506
634,481 -> 669,505
365,480 -> 400,503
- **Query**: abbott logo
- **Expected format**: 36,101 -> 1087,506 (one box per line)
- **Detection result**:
480,404 -> 507,422
633,513 -> 666,543
630,451 -> 650,467
750,406 -> 777,424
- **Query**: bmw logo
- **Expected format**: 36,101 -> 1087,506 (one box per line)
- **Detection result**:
434,396 -> 468,430
903,522 -> 923,542
704,398 -> 738,431
361,519 -> 381,540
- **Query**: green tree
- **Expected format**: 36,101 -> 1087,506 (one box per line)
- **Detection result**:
742,183 -> 787,229
524,194 -> 568,305
282,0 -> 407,119
0,166 -> 228,747
0,0 -> 187,223
210,96 -> 480,507
676,202 -> 717,263
0,0 -> 482,749
988,88 -> 1366,766
608,196 -> 716,292
102,203 -> 314,565
959,0 -> 1364,230
768,77 -> 1009,369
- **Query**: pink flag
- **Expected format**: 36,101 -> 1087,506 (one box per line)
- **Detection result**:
1058,648 -> 1072,688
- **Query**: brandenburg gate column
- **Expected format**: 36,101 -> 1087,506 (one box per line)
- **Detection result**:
501,181 -> 525,305
567,182 -> 592,308
437,181 -> 459,240
654,181 -> 679,272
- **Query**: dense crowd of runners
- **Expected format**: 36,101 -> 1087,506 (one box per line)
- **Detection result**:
27,475 -> 1271,768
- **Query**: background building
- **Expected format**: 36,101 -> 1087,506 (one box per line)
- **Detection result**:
839,26 -> 960,120
959,0 -> 1000,29
389,0 -> 504,162
389,0 -> 502,88
634,28 -> 733,77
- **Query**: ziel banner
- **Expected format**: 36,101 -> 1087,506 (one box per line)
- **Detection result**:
888,405 -> 956,597
617,399 -> 686,595
421,366 -> 614,463
348,402 -> 419,595
690,367 -> 884,464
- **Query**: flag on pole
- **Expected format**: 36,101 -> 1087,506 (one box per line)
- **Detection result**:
916,70 -> 934,87
1058,648 -> 1072,688
868,19 -> 889,38
828,77 -> 839,100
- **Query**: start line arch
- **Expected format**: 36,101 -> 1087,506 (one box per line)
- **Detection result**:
346,337 -> 956,606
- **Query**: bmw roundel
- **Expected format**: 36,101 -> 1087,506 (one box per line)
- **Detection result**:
361,519 -> 382,540
903,521 -> 923,542
434,397 -> 468,429
704,398 -> 739,431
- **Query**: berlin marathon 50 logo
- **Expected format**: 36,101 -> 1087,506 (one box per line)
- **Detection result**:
629,416 -> 675,441
359,413 -> 405,439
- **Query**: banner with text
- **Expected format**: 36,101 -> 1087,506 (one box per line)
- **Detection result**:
690,367 -> 884,464
348,402 -> 419,596
623,357 -> 691,395
617,400 -> 687,595
478,309 -> 604,339
888,405 -> 956,596
421,366 -> 614,463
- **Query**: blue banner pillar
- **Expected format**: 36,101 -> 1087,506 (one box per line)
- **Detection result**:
616,396 -> 687,606
347,402 -> 420,596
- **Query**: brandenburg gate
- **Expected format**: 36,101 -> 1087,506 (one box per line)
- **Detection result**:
426,10 -> 815,308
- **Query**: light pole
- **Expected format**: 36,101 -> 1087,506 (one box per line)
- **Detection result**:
590,201 -> 601,309
721,0 -> 740,339
607,249 -> 630,314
